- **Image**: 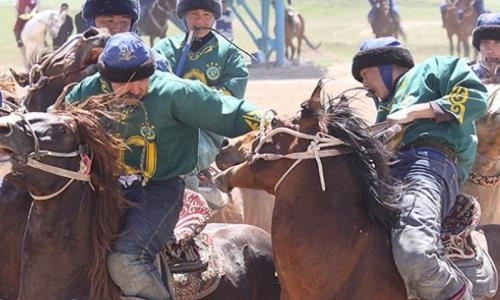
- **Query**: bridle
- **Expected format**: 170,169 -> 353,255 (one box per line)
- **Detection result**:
251,109 -> 347,192
7,113 -> 93,200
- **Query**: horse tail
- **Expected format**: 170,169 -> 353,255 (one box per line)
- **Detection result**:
297,13 -> 321,50
303,35 -> 322,50
396,24 -> 407,42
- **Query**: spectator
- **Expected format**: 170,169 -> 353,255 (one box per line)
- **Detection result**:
13,0 -> 38,47
53,3 -> 74,50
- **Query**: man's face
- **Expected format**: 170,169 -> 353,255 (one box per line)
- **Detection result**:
111,78 -> 149,105
185,9 -> 215,39
95,15 -> 133,35
479,39 -> 500,63
360,66 -> 390,101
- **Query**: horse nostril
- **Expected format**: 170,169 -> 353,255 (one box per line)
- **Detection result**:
220,138 -> 229,150
82,27 -> 99,39
0,123 -> 13,136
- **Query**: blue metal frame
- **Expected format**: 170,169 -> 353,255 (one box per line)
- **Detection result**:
229,0 -> 285,67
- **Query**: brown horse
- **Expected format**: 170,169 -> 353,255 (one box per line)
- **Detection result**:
136,0 -> 177,47
284,7 -> 321,60
215,79 -> 500,299
462,84 -> 500,224
10,27 -> 111,112
0,99 -> 280,299
442,0 -> 478,58
0,28 -> 111,300
370,0 -> 406,40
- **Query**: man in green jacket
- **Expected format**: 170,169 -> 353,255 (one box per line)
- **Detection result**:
66,32 -> 262,300
153,0 -> 248,194
352,37 -> 494,300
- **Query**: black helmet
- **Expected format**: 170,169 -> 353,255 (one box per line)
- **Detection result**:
82,0 -> 140,27
176,0 -> 222,19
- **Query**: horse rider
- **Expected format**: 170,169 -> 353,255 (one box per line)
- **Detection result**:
440,0 -> 489,28
80,0 -> 169,74
65,32 -> 263,300
368,0 -> 401,25
82,0 -> 141,34
153,0 -> 248,193
470,12 -> 500,84
352,37 -> 496,300
13,0 -> 38,47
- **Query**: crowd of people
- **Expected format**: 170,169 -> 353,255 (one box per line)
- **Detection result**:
6,0 -> 500,299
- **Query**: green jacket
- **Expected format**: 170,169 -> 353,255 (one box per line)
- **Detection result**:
377,55 -> 488,182
66,71 -> 261,181
153,33 -> 248,98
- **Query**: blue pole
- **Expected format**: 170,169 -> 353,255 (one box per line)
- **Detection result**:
175,30 -> 195,76
274,0 -> 285,67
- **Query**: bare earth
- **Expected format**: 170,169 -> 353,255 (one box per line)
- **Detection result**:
246,61 -> 377,122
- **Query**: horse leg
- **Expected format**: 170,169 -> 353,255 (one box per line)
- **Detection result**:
0,180 -> 32,300
448,34 -> 454,56
463,38 -> 470,58
296,36 -> 302,61
290,40 -> 296,61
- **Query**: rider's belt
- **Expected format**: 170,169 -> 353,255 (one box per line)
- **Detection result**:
400,140 -> 456,162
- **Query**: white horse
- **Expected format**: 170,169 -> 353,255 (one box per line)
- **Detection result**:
20,9 -> 67,70
462,84 -> 500,224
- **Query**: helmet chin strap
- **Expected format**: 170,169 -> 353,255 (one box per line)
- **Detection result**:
378,64 -> 395,95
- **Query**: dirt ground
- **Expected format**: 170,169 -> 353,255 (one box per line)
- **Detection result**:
246,60 -> 377,122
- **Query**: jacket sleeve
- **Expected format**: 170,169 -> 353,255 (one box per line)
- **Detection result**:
428,56 -> 488,125
169,79 -> 262,137
216,47 -> 249,99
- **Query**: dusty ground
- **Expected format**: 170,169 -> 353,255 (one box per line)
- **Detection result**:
246,60 -> 376,121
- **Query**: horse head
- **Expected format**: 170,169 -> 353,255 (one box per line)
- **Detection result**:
0,97 -> 125,299
215,80 -> 328,195
11,27 -> 111,112
0,112 -> 82,191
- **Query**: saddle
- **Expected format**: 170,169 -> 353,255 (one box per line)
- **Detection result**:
159,189 -> 223,299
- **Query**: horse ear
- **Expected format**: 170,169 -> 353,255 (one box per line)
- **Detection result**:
307,78 -> 326,112
9,68 -> 29,87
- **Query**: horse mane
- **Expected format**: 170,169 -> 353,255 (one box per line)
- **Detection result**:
28,46 -> 53,70
53,96 -> 128,300
308,99 -> 402,230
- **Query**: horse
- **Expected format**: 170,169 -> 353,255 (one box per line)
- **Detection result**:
0,98 -> 280,299
442,0 -> 478,58
462,84 -> 500,224
370,0 -> 406,40
214,79 -> 500,299
136,0 -> 177,47
11,27 -> 111,112
284,7 -> 321,61
0,28 -> 112,300
19,9 -> 68,70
